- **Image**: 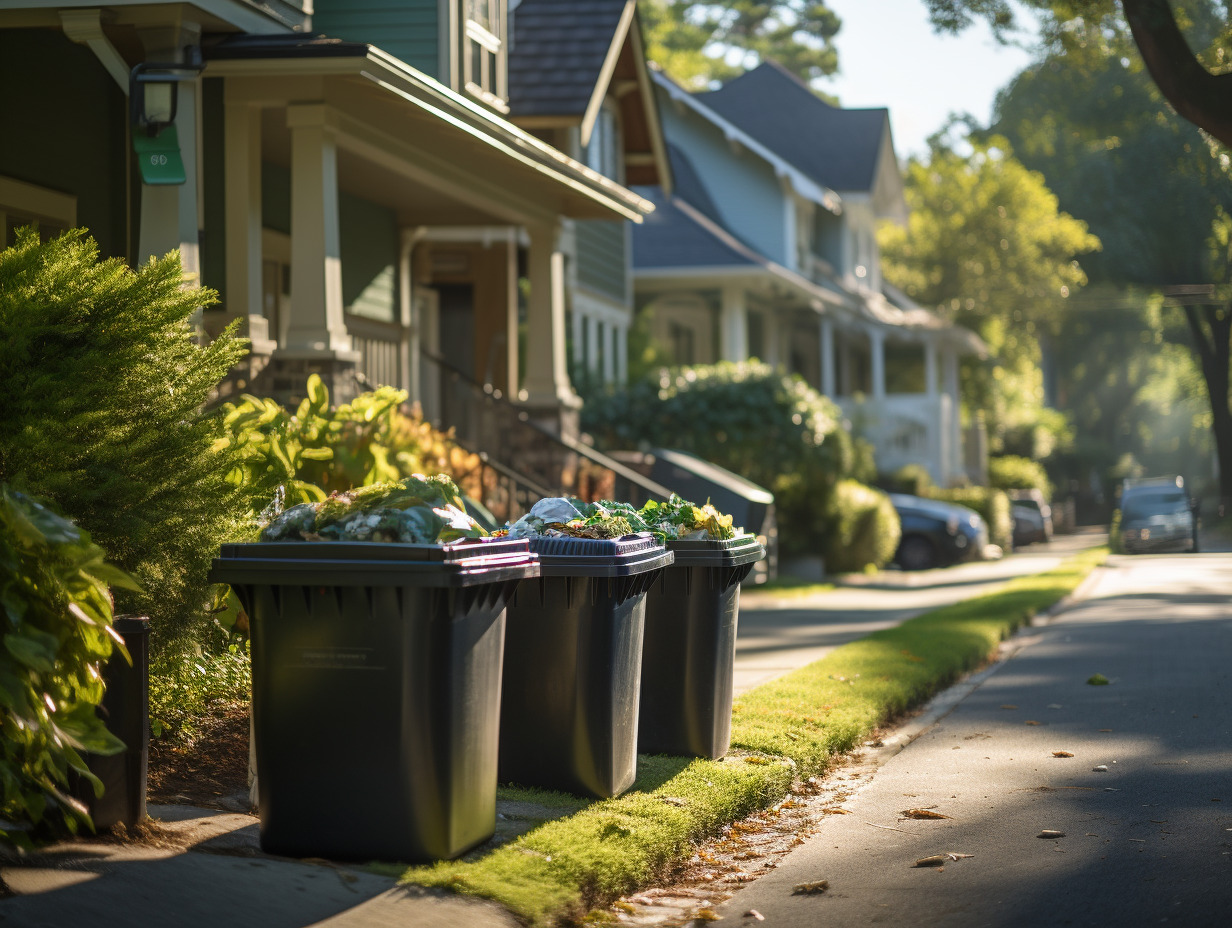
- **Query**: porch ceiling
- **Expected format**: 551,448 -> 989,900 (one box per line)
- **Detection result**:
207,44 -> 655,226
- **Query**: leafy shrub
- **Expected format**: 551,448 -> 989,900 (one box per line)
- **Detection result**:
215,374 -> 489,509
0,229 -> 249,653
581,362 -> 878,555
878,464 -> 934,497
821,480 -> 902,573
929,486 -> 1013,550
0,487 -> 136,848
989,455 -> 1052,500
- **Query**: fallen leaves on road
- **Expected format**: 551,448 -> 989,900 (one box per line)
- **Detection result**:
914,853 -> 973,868
1093,765 -> 1108,772
1086,674 -> 1110,685
792,880 -> 829,895
901,809 -> 952,820
1052,751 -> 1075,758
694,907 -> 721,921
1038,830 -> 1066,839
1025,720 -> 1041,726
745,911 -> 765,921
1001,704 -> 1018,710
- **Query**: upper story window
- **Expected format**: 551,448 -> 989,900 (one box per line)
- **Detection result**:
583,101 -> 622,181
464,0 -> 508,113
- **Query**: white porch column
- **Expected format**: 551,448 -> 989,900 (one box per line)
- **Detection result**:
523,221 -> 579,408
720,284 -> 748,362
136,28 -> 201,287
870,327 -> 887,402
924,338 -> 939,398
285,103 -> 350,352
223,93 -> 267,341
572,302 -> 585,368
616,323 -> 628,384
943,346 -> 962,481
820,316 -> 836,397
504,229 -> 520,398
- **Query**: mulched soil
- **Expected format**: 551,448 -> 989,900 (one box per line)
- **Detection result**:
147,703 -> 251,808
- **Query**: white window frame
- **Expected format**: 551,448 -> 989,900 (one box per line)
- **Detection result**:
462,0 -> 508,113
0,176 -> 77,248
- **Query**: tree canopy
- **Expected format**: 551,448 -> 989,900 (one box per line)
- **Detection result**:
640,0 -> 841,89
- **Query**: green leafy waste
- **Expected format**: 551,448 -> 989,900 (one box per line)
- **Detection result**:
259,474 -> 487,544
505,494 -> 739,542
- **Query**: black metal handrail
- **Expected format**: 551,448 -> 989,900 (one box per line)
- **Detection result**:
419,350 -> 673,519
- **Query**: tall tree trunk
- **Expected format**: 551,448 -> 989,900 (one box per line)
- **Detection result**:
1183,303 -> 1232,506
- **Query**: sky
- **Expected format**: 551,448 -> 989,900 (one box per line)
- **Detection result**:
816,0 -> 1039,159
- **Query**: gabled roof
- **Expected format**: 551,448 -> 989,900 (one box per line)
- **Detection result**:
508,0 -> 670,189
700,61 -> 891,194
508,0 -> 630,123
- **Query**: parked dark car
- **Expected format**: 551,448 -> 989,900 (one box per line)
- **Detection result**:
1118,476 -> 1198,554
889,494 -> 989,571
1010,489 -> 1053,547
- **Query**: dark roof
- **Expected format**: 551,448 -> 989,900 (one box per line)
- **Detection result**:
632,187 -> 757,271
700,61 -> 889,193
508,0 -> 629,118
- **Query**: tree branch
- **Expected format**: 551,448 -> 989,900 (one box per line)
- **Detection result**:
1121,0 -> 1232,148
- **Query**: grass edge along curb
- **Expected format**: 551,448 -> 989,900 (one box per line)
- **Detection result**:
400,547 -> 1107,925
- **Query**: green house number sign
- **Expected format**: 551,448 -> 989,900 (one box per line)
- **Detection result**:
133,125 -> 187,186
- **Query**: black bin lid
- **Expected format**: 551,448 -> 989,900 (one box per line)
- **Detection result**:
209,537 -> 540,588
525,532 -> 674,578
665,533 -> 766,568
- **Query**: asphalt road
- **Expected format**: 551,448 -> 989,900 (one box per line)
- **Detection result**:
714,549 -> 1232,926
734,532 -> 1104,694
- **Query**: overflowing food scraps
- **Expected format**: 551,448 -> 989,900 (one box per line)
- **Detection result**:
504,494 -> 741,542
259,474 -> 486,544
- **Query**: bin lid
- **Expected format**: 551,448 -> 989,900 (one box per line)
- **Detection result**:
666,533 -> 766,568
209,537 -> 540,588
526,532 -> 674,578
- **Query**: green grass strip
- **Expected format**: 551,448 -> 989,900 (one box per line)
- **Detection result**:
402,547 -> 1106,925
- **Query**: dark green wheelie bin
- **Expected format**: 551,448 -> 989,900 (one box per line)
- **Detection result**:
209,538 -> 538,862
498,534 -> 673,798
638,534 -> 765,759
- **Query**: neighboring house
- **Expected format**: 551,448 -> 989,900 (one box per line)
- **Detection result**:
633,63 -> 984,485
0,0 -> 656,443
507,0 -> 670,391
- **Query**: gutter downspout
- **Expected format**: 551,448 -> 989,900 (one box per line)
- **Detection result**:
399,226 -> 429,405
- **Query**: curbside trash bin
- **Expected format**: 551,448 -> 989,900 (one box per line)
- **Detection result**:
209,538 -> 538,862
499,534 -> 673,799
638,535 -> 765,759
73,614 -> 150,830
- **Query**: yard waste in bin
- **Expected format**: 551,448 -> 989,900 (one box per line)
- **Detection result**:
638,534 -> 764,758
499,498 -> 673,798
209,475 -> 539,863
72,614 -> 150,830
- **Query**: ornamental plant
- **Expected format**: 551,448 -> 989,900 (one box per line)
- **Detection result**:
0,229 -> 249,653
0,487 -> 137,849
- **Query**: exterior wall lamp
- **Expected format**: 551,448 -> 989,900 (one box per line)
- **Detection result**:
129,50 -> 204,185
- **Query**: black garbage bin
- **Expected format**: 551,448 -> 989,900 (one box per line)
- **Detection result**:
638,535 -> 765,759
209,538 -> 538,862
499,534 -> 673,798
73,614 -> 150,830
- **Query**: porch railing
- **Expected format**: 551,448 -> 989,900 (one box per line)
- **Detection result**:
419,350 -> 673,523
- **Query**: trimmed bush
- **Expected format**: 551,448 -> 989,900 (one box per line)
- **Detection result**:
989,455 -> 1052,500
930,486 -> 1013,550
822,479 -> 902,573
0,229 -> 249,653
878,463 -> 934,497
581,362 -> 878,556
0,487 -> 136,848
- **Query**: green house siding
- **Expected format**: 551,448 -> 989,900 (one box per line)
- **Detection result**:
312,0 -> 441,78
576,220 -> 628,305
339,194 -> 398,322
0,28 -> 128,260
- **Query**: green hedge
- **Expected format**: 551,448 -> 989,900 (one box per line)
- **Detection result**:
822,479 -> 902,573
581,362 -> 878,557
988,455 -> 1052,500
0,229 -> 249,653
929,486 -> 1013,551
0,487 -> 136,849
